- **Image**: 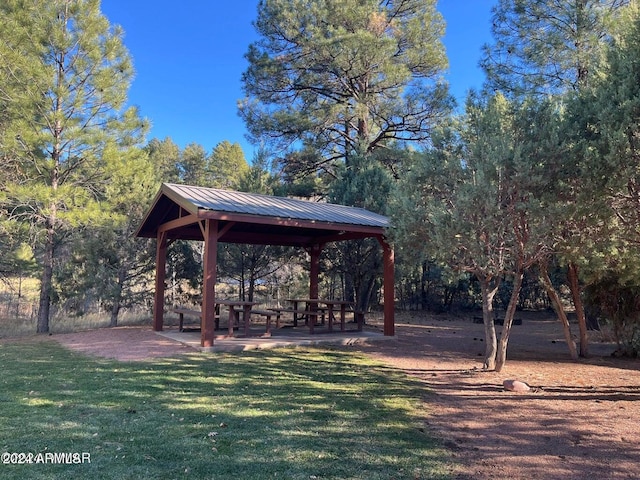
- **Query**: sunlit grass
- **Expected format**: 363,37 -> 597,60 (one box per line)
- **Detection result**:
0,340 -> 454,479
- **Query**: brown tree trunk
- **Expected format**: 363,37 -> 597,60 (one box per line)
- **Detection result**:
479,275 -> 500,370
495,270 -> 524,372
110,303 -> 120,328
421,261 -> 429,310
109,266 -> 126,328
38,47 -> 65,334
539,262 -> 579,361
248,271 -> 256,302
37,228 -> 54,333
568,262 -> 589,357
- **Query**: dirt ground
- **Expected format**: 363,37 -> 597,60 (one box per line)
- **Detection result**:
358,311 -> 640,480
52,312 -> 640,480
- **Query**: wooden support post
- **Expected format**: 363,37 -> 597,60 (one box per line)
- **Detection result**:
153,231 -> 168,331
308,243 -> 322,334
379,236 -> 395,336
309,243 -> 321,300
202,219 -> 218,348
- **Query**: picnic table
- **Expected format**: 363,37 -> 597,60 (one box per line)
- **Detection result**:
322,299 -> 362,332
267,299 -> 364,334
173,301 -> 275,337
215,300 -> 260,337
172,306 -> 219,332
173,299 -> 364,336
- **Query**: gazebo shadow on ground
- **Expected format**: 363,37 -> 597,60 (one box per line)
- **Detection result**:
156,325 -> 394,353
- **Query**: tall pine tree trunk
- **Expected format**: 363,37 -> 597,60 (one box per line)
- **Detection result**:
37,163 -> 58,333
421,261 -> 429,310
539,262 -> 579,360
248,271 -> 256,302
110,303 -> 121,328
495,270 -> 524,372
38,57 -> 64,334
37,225 -> 54,333
110,266 -> 126,327
568,262 -> 589,357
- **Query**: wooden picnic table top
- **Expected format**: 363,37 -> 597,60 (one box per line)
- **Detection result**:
215,300 -> 259,307
172,307 -> 202,315
286,298 -> 354,306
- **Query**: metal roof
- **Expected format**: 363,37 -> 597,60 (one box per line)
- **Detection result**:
135,183 -> 389,244
164,183 -> 388,227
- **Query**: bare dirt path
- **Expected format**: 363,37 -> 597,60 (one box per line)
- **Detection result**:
358,312 -> 640,480
53,325 -> 193,361
50,314 -> 640,479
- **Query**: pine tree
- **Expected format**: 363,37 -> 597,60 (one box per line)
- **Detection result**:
207,140 -> 249,189
145,137 -> 181,182
481,0 -> 627,97
0,0 -> 147,333
240,0 -> 451,175
572,0 -> 640,355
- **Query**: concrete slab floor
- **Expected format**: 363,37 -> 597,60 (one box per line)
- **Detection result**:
155,327 -> 393,353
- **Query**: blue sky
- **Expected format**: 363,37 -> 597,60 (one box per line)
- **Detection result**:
101,0 -> 496,161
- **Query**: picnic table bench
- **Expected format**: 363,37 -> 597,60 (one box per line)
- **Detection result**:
173,304 -> 273,336
172,307 -> 215,332
264,307 -> 327,328
172,300 -> 364,336
248,309 -> 278,336
269,300 -> 365,333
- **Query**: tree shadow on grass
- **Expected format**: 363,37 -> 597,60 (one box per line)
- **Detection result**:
0,342 -> 454,480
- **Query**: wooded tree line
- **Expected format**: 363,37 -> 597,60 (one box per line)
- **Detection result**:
393,0 -> 640,367
2,0 -> 640,367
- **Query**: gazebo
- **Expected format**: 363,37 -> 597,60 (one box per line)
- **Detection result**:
135,183 -> 395,348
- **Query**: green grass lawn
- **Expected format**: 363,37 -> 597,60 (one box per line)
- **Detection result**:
0,340 -> 453,479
